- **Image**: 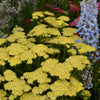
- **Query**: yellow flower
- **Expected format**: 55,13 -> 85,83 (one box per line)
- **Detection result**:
72,35 -> 83,41
9,95 -> 17,100
57,16 -> 70,21
68,48 -> 77,55
7,34 -> 16,42
48,36 -> 75,44
47,92 -> 57,100
28,38 -> 36,42
46,28 -> 61,36
23,67 -> 51,84
4,78 -> 31,97
32,83 -> 50,95
0,75 -> 5,83
80,90 -> 91,97
41,58 -> 58,72
66,44 -> 70,48
19,50 -> 37,61
56,20 -> 69,28
0,60 -> 6,66
47,48 -> 60,54
50,77 -> 84,97
12,26 -> 24,33
44,17 -> 57,27
20,93 -> 48,100
27,59 -> 33,64
62,28 -> 77,36
78,45 -> 96,54
65,55 -> 90,70
44,11 -> 55,16
31,44 -> 49,58
28,24 -> 47,36
4,69 -> 17,81
32,11 -> 44,19
0,48 -> 10,61
72,43 -> 96,54
0,39 -> 6,45
7,32 -> 26,42
0,89 -> 8,100
41,58 -> 73,79
8,56 -> 22,66
7,43 -> 28,55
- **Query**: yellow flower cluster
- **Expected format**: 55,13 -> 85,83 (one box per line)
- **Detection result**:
7,31 -> 26,42
28,24 -> 61,37
12,26 -> 24,33
47,48 -> 60,54
80,90 -> 91,97
62,28 -> 77,36
4,70 -> 31,100
32,11 -> 54,20
72,43 -> 96,54
32,83 -> 50,95
57,16 -> 70,21
0,26 -> 61,66
0,48 -> 10,66
41,56 -> 90,79
41,58 -> 73,79
20,92 -> 48,100
4,70 -> 17,81
7,43 -> 28,55
44,16 -> 69,28
68,48 -> 77,55
65,55 -> 90,70
47,36 -> 75,44
28,24 -> 47,36
23,68 -> 51,84
31,44 -> 60,59
32,11 -> 45,19
0,39 -> 6,45
49,77 -> 84,97
0,89 -> 8,100
0,75 -> 5,83
44,11 -> 55,16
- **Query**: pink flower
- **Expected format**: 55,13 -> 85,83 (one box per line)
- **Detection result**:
69,16 -> 80,27
68,9 -> 71,12
58,9 -> 64,13
53,7 -> 60,10
71,4 -> 80,12
68,0 -> 73,4
69,22 -> 74,27
53,7 -> 60,12
45,4 -> 50,8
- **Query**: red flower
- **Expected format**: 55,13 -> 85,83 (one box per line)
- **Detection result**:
23,19 -> 30,24
74,32 -> 80,37
98,2 -> 100,11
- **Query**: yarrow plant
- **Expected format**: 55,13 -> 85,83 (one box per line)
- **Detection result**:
0,10 -> 96,100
